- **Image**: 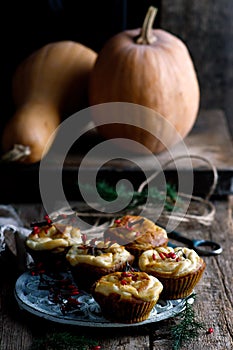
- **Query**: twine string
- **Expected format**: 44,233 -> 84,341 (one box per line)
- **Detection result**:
138,154 -> 218,201
137,154 -> 218,226
61,155 -> 217,227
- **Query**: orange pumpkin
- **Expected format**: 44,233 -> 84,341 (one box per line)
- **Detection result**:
89,7 -> 200,154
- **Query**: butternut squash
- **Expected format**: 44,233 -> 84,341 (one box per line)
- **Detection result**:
1,41 -> 97,163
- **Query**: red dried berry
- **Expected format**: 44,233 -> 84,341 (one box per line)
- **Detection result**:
152,253 -> 156,260
33,226 -> 40,234
67,297 -> 80,305
59,278 -> 70,284
207,327 -> 214,334
121,279 -> 127,285
169,252 -> 177,259
67,284 -> 76,289
44,215 -> 52,224
121,272 -> 132,278
82,234 -> 87,244
71,291 -> 80,296
159,252 -> 166,260
37,262 -> 43,267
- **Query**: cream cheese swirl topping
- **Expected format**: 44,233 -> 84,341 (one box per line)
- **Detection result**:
26,224 -> 82,250
94,271 -> 163,301
138,247 -> 204,277
104,215 -> 168,247
66,241 -> 133,268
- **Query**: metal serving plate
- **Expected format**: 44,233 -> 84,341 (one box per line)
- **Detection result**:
15,271 -> 193,328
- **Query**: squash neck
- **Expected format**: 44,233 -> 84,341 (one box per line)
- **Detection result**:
17,102 -> 60,124
136,6 -> 158,45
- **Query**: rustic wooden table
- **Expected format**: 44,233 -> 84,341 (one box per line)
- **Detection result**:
1,108 -> 233,348
0,198 -> 233,350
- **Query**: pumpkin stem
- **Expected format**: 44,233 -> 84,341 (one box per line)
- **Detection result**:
0,144 -> 31,162
136,6 -> 158,45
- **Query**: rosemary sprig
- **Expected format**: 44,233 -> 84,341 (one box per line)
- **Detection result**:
79,180 -> 181,212
30,332 -> 99,350
170,293 -> 206,350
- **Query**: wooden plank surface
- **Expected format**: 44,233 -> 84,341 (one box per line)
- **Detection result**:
1,198 -> 233,349
157,109 -> 233,170
63,109 -> 233,171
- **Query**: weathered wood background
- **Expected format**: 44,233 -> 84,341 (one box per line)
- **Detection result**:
160,0 -> 233,137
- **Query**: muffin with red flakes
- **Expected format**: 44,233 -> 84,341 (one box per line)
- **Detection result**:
103,215 -> 168,261
25,221 -> 82,271
92,270 -> 163,323
138,246 -> 206,299
66,237 -> 135,292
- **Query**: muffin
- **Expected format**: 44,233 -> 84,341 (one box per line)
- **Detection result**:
138,246 -> 206,299
103,215 -> 168,260
25,223 -> 82,271
92,271 -> 163,323
66,239 -> 135,292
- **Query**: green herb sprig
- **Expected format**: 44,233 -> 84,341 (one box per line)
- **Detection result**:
170,293 -> 206,350
30,332 -> 99,350
79,180 -> 180,212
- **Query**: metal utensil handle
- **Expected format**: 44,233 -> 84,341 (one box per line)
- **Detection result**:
193,239 -> 223,256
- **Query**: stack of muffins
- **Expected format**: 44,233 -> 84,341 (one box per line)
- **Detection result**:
25,213 -> 206,324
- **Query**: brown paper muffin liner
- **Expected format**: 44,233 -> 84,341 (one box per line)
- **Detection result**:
154,261 -> 206,300
26,246 -> 70,272
93,292 -> 158,323
69,255 -> 135,292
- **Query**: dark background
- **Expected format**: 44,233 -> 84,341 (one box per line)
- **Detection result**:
1,0 -> 233,136
0,0 -> 160,131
